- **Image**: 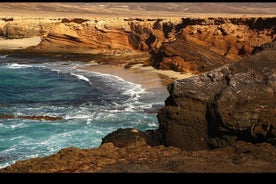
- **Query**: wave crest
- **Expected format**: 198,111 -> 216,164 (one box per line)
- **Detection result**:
70,72 -> 92,85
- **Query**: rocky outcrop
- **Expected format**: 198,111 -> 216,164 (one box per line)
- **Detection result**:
157,42 -> 276,150
1,138 -> 275,173
152,17 -> 276,73
1,19 -> 43,39
101,128 -> 162,147
1,43 -> 276,172
0,16 -> 276,172
1,17 -> 275,73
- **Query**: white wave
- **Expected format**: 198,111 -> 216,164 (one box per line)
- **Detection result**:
86,118 -> 92,125
64,113 -> 94,120
89,71 -> 147,100
9,135 -> 26,141
146,122 -> 159,128
70,72 -> 92,85
5,63 -> 33,69
139,104 -> 153,109
0,54 -> 8,59
95,130 -> 104,135
124,104 -> 137,112
107,109 -> 123,113
122,84 -> 145,101
88,71 -> 132,83
9,123 -> 25,129
51,69 -> 61,74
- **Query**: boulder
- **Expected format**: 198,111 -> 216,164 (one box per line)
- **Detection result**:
157,42 -> 276,150
101,128 -> 162,148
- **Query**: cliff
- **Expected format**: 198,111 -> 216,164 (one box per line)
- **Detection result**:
0,15 -> 275,172
1,16 -> 275,72
1,41 -> 275,173
157,41 -> 276,150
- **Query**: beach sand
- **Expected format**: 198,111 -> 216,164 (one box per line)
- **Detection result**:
77,63 -> 195,95
0,36 -> 41,50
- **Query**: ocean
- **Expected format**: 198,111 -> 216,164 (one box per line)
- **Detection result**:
0,54 -> 168,168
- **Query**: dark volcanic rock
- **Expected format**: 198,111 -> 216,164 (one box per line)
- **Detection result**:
157,43 -> 276,150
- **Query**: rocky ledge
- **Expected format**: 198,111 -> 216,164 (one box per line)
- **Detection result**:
1,128 -> 275,173
1,41 -> 275,173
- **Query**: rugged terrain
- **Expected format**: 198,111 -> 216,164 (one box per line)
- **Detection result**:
1,41 -> 275,173
0,3 -> 275,173
1,16 -> 275,73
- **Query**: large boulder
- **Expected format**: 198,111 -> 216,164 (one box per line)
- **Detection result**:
157,42 -> 276,150
101,128 -> 162,148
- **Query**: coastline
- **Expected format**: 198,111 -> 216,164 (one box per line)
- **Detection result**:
0,33 -> 195,96
77,63 -> 195,95
1,4 -> 275,172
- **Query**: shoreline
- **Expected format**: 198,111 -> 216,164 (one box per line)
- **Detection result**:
0,34 -> 195,95
77,63 -> 195,95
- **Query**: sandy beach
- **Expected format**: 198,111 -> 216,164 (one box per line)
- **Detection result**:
78,63 -> 195,96
0,36 -> 41,50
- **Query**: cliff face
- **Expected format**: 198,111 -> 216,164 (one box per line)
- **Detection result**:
1,17 -> 275,72
152,17 -> 276,73
157,42 -> 276,150
0,16 -> 276,172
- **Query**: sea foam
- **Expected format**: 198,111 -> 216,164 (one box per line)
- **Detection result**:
4,63 -> 33,69
70,72 -> 92,85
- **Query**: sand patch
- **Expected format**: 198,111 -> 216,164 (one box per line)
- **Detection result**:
130,64 -> 195,80
78,63 -> 195,95
0,36 -> 41,50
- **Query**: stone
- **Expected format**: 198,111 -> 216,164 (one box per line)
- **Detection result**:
157,42 -> 276,150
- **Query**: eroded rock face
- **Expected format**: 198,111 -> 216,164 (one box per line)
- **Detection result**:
157,42 -> 276,150
152,17 -> 276,73
2,19 -> 42,39
1,17 -> 275,73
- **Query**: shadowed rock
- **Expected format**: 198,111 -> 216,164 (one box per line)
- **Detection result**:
157,42 -> 276,150
101,128 -> 162,147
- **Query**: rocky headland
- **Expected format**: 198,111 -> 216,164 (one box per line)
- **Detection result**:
0,16 -> 275,73
1,42 -> 275,172
0,4 -> 275,172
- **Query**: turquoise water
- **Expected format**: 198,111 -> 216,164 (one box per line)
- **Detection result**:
0,55 -> 167,168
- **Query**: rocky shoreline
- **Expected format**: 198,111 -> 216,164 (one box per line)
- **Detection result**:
0,6 -> 275,172
1,42 -> 275,173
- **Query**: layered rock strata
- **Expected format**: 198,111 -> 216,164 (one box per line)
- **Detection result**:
0,16 -> 275,172
1,17 -> 275,72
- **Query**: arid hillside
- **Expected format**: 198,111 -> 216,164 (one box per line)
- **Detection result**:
0,2 -> 276,18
